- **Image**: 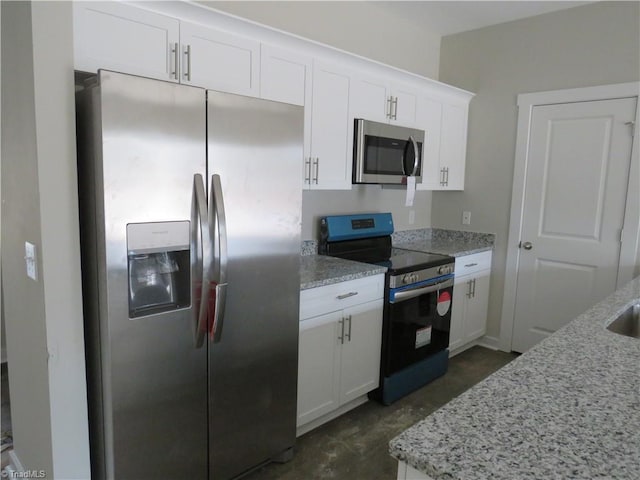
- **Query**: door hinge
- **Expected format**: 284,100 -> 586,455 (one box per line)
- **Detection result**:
625,121 -> 636,137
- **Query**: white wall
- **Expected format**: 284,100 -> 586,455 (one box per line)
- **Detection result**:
208,1 -> 441,79
434,1 -> 640,342
1,1 -> 90,477
207,1 -> 442,238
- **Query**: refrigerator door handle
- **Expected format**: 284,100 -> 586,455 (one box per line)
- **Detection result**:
191,174 -> 212,348
209,174 -> 229,343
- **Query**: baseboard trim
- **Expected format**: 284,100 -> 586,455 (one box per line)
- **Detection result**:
477,335 -> 500,351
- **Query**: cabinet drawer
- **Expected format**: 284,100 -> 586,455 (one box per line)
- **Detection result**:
455,250 -> 492,276
300,275 -> 384,321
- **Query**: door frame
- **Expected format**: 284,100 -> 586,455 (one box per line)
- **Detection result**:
499,82 -> 640,352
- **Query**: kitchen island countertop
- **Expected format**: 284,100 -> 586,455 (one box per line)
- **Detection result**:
300,254 -> 386,290
389,275 -> 640,479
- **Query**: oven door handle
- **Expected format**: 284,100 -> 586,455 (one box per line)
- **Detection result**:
389,277 -> 454,304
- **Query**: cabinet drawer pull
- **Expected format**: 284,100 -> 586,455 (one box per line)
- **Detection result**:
464,262 -> 478,268
336,291 -> 358,300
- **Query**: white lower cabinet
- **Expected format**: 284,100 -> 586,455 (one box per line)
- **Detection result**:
449,251 -> 492,355
297,275 -> 384,433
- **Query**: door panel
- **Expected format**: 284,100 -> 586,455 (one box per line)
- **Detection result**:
340,300 -> 383,403
206,91 -> 303,479
297,314 -> 342,426
539,116 -> 614,240
181,22 -> 260,96
73,2 -> 179,81
512,97 -> 637,352
465,272 -> 490,342
93,71 -> 208,479
309,61 -> 352,189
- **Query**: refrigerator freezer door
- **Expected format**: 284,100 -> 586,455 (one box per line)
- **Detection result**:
207,91 -> 303,479
79,71 -> 208,479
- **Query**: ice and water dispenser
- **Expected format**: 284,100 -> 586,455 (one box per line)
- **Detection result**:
127,221 -> 190,318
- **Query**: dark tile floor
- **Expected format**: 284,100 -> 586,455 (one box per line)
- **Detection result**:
244,346 -> 518,480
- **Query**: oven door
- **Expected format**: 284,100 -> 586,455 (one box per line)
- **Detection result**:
384,275 -> 454,376
353,119 -> 424,184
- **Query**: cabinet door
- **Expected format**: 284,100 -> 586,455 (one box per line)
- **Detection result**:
297,312 -> 342,427
449,274 -> 468,353
464,270 -> 490,342
308,61 -> 353,190
416,96 -> 443,190
439,102 -> 468,190
391,85 -> 419,127
180,21 -> 260,96
339,299 -> 383,404
260,44 -> 311,107
73,2 -> 179,81
350,75 -> 389,123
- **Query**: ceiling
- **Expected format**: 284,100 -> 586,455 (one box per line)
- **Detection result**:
370,1 -> 594,36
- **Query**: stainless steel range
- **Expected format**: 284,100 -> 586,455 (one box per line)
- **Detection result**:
319,213 -> 454,405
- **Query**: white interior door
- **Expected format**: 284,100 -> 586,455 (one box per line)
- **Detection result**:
511,97 -> 637,353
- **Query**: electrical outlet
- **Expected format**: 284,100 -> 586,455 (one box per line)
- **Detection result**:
25,241 -> 38,281
462,211 -> 471,225
409,210 -> 415,225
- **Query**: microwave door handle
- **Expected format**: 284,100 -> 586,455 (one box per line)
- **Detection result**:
401,140 -> 409,176
409,135 -> 419,176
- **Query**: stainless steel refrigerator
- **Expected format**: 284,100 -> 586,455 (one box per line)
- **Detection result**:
76,70 -> 303,479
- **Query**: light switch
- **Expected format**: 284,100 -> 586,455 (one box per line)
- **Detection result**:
25,241 -> 38,281
408,210 -> 415,225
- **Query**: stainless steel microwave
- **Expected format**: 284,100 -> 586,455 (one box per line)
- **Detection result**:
353,119 -> 424,185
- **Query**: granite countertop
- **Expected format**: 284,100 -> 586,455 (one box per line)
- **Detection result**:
392,228 -> 495,257
300,254 -> 387,290
389,275 -> 640,479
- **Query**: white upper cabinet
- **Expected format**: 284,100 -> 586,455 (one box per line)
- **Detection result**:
180,22 -> 260,96
351,75 -> 389,123
351,73 -> 419,127
260,44 -> 312,107
305,61 -> 353,190
74,3 -> 260,96
73,2 -> 179,82
260,45 -> 313,188
439,102 -> 468,190
392,85 -> 419,127
73,2 -> 473,192
417,98 -> 469,191
417,96 -> 443,190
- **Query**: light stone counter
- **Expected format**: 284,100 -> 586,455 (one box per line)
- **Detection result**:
300,254 -> 386,291
390,275 -> 640,479
393,228 -> 495,257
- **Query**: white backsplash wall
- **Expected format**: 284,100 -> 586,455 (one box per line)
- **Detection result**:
302,186 -> 432,240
